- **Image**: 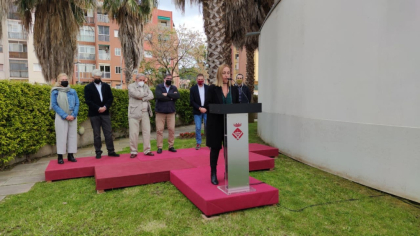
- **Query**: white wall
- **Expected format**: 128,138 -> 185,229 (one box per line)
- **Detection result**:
258,0 -> 420,203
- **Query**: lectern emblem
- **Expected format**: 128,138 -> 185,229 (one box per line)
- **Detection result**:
232,123 -> 243,140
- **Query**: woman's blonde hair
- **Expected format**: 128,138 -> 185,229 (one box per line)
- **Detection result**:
55,73 -> 69,87
215,64 -> 233,87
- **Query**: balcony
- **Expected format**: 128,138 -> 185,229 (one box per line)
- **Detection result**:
102,72 -> 111,78
9,51 -> 28,59
7,12 -> 20,20
8,32 -> 28,40
97,14 -> 110,23
77,35 -> 95,42
10,71 -> 28,78
78,53 -> 95,60
98,35 -> 109,41
85,16 -> 95,24
98,53 -> 110,60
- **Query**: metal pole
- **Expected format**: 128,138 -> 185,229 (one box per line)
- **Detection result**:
120,55 -> 122,88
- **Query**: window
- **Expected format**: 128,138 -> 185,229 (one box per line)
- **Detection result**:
78,45 -> 96,60
9,60 -> 28,78
33,63 -> 42,72
114,30 -> 119,37
144,51 -> 152,58
115,48 -> 121,56
159,20 -> 169,28
77,26 -> 95,42
85,9 -> 94,23
9,42 -> 27,52
98,45 -> 110,60
99,65 -> 111,78
7,21 -> 27,40
98,26 -> 110,41
75,63 -> 96,79
116,66 -> 122,74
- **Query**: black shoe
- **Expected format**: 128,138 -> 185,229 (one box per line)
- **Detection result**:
157,148 -> 162,154
58,154 -> 64,164
108,152 -> 120,157
96,152 -> 102,159
168,147 -> 177,152
211,167 -> 218,185
67,153 -> 77,162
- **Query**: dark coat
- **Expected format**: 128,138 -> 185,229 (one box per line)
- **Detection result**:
204,85 -> 239,149
236,85 -> 252,103
155,83 -> 180,114
189,84 -> 209,115
84,82 -> 114,117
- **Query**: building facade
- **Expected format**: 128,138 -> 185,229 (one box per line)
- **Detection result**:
231,45 -> 259,93
0,4 -> 174,89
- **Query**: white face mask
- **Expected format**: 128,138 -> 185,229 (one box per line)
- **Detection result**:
138,81 -> 145,87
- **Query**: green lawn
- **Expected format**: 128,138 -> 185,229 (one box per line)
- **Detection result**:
0,123 -> 419,235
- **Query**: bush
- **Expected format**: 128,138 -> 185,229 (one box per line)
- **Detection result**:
0,81 -> 193,166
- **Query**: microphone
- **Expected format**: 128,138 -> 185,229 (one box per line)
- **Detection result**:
228,78 -> 233,103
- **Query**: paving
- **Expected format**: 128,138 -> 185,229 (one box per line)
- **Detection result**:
0,124 -> 196,202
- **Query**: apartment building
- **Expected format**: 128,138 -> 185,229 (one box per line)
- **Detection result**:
0,5 -> 174,89
231,46 -> 259,93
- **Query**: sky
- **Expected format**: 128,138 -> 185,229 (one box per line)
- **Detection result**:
156,0 -> 205,37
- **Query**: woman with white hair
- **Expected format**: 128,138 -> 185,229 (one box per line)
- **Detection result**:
50,73 -> 79,164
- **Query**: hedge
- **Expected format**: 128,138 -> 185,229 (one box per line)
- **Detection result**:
0,81 -> 193,166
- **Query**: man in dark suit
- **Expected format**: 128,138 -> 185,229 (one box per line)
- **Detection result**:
189,74 -> 209,150
155,74 -> 180,154
234,74 -> 252,103
84,69 -> 120,159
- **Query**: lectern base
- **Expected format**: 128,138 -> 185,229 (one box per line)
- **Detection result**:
217,185 -> 256,195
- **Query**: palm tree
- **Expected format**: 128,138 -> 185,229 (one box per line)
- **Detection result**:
15,0 -> 95,83
103,0 -> 157,84
0,0 -> 13,39
225,0 -> 274,97
174,0 -> 227,83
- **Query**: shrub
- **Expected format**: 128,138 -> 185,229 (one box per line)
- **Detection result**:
0,81 -> 193,166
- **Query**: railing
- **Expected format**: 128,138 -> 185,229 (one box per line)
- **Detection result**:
98,53 -> 110,60
97,14 -> 110,23
98,35 -> 109,42
102,72 -> 111,78
74,72 -> 93,80
8,32 -> 28,40
77,35 -> 95,42
9,51 -> 28,59
85,16 -> 95,24
10,71 -> 29,78
7,12 -> 20,20
78,53 -> 95,60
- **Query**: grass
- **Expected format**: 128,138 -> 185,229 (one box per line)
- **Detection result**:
0,123 -> 419,235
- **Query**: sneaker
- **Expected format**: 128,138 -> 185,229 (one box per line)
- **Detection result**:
195,144 -> 201,150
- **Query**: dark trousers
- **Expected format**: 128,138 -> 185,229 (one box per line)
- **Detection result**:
210,147 -> 221,168
90,115 -> 114,153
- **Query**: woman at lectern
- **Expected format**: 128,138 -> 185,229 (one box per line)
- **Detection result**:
50,73 -> 80,164
204,64 -> 239,185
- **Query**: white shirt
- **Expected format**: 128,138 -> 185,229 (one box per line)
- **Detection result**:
164,85 -> 170,93
94,82 -> 103,102
198,85 -> 205,106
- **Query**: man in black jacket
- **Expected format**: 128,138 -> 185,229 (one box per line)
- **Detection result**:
189,74 -> 208,150
234,74 -> 252,103
84,69 -> 120,159
155,74 -> 180,154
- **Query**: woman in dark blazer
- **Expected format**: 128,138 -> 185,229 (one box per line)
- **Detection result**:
204,64 -> 239,185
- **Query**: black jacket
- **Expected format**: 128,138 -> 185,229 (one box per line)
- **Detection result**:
189,84 -> 209,115
204,85 -> 239,149
155,84 -> 180,114
236,85 -> 252,103
84,82 -> 114,117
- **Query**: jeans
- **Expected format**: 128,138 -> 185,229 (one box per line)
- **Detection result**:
194,113 -> 207,145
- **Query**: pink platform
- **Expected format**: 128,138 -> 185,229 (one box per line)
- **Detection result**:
44,143 -> 279,216
170,166 -> 279,216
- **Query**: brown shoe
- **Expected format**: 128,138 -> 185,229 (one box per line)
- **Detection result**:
130,154 -> 137,158
145,152 -> 155,156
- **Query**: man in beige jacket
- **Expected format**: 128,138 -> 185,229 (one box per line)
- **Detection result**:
128,73 -> 154,158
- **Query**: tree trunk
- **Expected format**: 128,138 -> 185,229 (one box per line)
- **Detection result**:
203,0 -> 226,83
245,44 -> 256,99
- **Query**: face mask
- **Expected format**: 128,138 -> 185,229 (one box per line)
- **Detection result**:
236,79 -> 243,85
197,81 -> 204,86
94,79 -> 101,84
138,81 -> 145,87
61,81 -> 69,87
165,80 -> 172,86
